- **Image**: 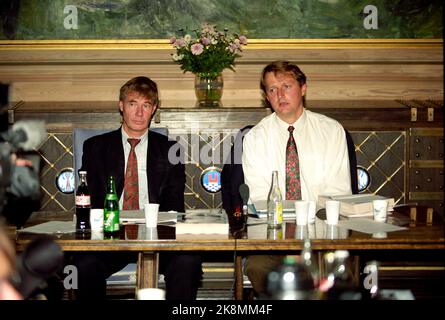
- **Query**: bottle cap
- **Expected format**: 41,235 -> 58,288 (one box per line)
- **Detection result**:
79,170 -> 87,174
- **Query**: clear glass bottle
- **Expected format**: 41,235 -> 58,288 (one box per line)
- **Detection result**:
301,239 -> 319,287
103,175 -> 120,238
325,250 -> 360,300
267,255 -> 315,300
267,170 -> 283,228
75,171 -> 91,234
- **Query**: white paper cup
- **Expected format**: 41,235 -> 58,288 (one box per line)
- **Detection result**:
90,209 -> 104,231
91,230 -> 103,240
372,232 -> 387,239
325,200 -> 340,225
372,199 -> 388,222
136,288 -> 165,300
307,201 -> 316,224
325,224 -> 339,239
144,227 -> 158,240
144,203 -> 160,228
295,225 -> 308,240
308,224 -> 316,239
294,200 -> 309,225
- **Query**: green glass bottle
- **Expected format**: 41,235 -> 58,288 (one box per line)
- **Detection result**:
103,175 -> 120,238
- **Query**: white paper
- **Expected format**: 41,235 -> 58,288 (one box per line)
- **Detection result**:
250,200 -> 295,213
175,222 -> 229,235
337,218 -> 407,234
318,194 -> 394,216
175,212 -> 229,235
18,221 -> 76,234
120,210 -> 180,225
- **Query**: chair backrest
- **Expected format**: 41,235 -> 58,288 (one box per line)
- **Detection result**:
72,127 -> 168,186
344,129 -> 358,194
221,125 -> 253,214
221,126 -> 358,214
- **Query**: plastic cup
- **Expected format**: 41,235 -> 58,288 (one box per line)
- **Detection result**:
295,225 -> 308,240
325,200 -> 340,225
90,209 -> 104,231
307,201 -> 316,224
136,288 -> 165,300
372,199 -> 388,222
144,203 -> 160,228
144,227 -> 158,240
294,200 -> 309,226
325,224 -> 339,239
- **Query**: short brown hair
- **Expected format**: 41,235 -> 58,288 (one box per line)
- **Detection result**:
119,76 -> 159,106
260,61 -> 307,108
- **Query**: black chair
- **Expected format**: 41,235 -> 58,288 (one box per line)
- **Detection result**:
221,125 -> 253,215
345,129 -> 358,194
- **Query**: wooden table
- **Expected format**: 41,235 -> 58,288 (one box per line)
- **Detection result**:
15,212 -> 445,300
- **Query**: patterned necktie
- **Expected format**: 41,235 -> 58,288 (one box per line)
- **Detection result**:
123,138 -> 141,210
286,126 -> 301,200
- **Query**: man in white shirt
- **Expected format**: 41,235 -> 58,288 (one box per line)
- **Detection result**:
242,61 -> 352,297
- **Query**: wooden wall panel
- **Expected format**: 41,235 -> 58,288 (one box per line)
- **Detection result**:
0,40 -> 443,109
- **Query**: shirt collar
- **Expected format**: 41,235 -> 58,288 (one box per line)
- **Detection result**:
273,108 -> 307,132
121,127 -> 148,145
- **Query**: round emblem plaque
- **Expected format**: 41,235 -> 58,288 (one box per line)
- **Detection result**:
56,168 -> 75,194
200,167 -> 222,193
357,166 -> 371,193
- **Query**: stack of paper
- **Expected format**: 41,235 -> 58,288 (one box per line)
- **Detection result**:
175,222 -> 229,235
248,200 -> 296,220
18,221 -> 75,234
120,210 -> 182,225
175,213 -> 229,238
318,194 -> 395,217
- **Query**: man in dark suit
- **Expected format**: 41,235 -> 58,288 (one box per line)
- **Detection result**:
73,76 -> 202,300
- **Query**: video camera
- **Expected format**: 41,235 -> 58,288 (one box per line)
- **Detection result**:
0,83 -> 46,227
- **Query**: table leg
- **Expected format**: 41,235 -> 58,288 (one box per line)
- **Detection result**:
136,252 -> 159,291
235,255 -> 243,300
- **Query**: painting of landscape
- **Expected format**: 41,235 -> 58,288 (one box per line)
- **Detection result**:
0,0 -> 442,40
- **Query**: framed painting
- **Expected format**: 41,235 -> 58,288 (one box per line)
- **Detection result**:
0,0 -> 442,47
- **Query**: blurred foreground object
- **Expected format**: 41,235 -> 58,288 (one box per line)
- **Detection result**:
267,255 -> 317,300
11,236 -> 64,299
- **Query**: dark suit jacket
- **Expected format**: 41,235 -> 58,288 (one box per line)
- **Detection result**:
81,128 -> 185,212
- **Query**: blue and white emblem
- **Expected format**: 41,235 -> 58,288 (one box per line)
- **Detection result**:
357,166 -> 371,192
201,167 -> 222,193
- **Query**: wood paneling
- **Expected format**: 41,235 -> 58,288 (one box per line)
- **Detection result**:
0,40 -> 442,109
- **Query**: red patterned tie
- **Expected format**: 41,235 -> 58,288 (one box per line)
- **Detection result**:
286,126 -> 301,200
123,138 -> 141,210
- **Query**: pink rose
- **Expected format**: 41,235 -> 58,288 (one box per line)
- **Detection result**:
191,43 -> 204,55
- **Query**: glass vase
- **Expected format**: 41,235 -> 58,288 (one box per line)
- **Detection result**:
194,73 -> 223,107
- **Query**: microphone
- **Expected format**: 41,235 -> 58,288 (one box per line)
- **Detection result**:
12,237 -> 64,299
239,183 -> 250,217
1,120 -> 46,151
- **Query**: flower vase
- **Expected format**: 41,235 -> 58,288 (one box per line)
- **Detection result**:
194,74 -> 223,107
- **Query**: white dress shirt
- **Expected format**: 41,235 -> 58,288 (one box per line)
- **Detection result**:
120,128 -> 149,209
242,109 -> 352,203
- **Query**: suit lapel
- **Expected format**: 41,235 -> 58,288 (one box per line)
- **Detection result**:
147,131 -> 161,204
108,129 -> 125,197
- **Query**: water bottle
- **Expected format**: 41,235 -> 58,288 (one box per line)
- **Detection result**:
267,255 -> 316,300
267,170 -> 283,229
301,239 -> 319,287
325,250 -> 361,300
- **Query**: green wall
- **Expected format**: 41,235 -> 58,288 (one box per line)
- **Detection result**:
0,0 -> 442,40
